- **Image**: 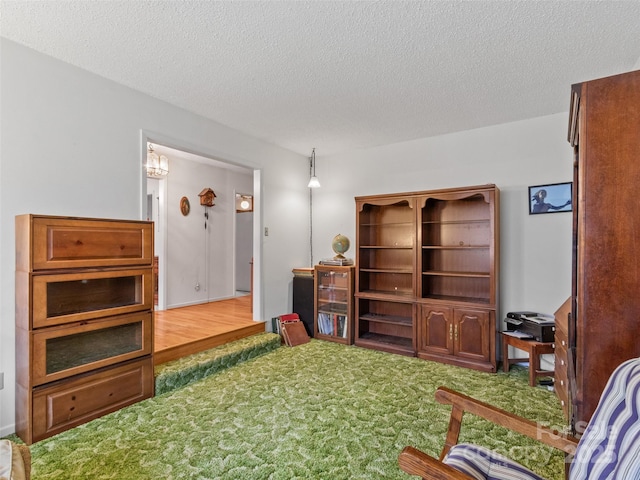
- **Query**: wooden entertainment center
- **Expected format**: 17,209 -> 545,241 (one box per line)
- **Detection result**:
15,215 -> 155,444
354,184 -> 499,372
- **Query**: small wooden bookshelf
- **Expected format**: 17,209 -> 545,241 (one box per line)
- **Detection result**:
314,265 -> 355,344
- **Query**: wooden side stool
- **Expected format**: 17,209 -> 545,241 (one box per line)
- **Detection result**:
502,332 -> 555,386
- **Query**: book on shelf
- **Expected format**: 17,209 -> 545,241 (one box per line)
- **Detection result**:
317,313 -> 349,338
318,312 -> 333,335
337,315 -> 347,338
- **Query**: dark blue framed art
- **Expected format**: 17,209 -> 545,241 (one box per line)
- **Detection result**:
529,182 -> 572,214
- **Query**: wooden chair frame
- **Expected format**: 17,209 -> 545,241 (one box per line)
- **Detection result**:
399,386 -> 580,479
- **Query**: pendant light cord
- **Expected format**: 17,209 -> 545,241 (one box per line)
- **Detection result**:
309,156 -> 314,267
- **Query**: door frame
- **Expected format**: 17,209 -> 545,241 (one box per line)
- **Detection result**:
139,130 -> 263,321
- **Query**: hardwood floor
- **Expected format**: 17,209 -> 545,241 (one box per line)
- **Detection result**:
154,295 -> 266,365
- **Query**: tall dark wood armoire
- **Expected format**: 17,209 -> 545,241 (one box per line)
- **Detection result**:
563,69 -> 640,432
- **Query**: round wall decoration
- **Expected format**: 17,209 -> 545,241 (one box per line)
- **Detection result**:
180,196 -> 190,216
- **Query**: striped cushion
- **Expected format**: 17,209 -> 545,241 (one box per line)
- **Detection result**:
569,357 -> 640,480
443,444 -> 545,480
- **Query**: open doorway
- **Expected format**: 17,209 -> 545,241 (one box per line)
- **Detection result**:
142,139 -> 259,319
234,193 -> 253,296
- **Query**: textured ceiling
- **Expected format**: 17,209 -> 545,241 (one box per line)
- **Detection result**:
2,1 -> 640,156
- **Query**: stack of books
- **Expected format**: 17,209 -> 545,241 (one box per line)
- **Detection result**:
319,257 -> 354,266
277,313 -> 310,347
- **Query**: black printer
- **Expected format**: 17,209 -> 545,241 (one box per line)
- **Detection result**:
505,311 -> 555,343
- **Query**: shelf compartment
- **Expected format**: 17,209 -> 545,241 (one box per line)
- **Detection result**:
422,271 -> 490,278
421,195 -> 490,223
358,200 -> 415,247
422,221 -> 491,248
317,270 -> 349,289
317,286 -> 349,304
356,298 -> 414,355
422,248 -> 490,274
359,313 -> 413,326
317,301 -> 348,315
317,312 -> 349,338
357,290 -> 415,301
32,311 -> 152,386
420,294 -> 490,305
358,246 -> 414,270
358,269 -> 413,296
359,224 -> 414,247
357,332 -> 413,350
421,275 -> 490,303
32,267 -> 153,328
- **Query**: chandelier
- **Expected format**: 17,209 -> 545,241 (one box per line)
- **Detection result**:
145,143 -> 169,177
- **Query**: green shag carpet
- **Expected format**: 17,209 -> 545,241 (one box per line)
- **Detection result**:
25,339 -> 566,479
155,333 -> 282,395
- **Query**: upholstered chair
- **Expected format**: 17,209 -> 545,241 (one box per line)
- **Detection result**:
399,357 -> 640,480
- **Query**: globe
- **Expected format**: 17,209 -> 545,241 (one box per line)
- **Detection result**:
331,234 -> 350,259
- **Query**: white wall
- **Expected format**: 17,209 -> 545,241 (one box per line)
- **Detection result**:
0,38 -> 575,436
312,113 -> 574,325
310,114 -> 573,370
0,39 -> 310,436
164,156 -> 252,307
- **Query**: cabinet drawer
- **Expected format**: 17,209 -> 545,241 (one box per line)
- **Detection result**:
555,377 -> 570,417
32,357 -> 153,442
17,215 -> 153,271
554,341 -> 570,419
554,344 -> 568,385
32,312 -> 153,386
32,267 -> 152,328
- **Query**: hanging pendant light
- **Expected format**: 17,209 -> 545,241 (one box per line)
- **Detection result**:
146,143 -> 169,178
307,147 -> 320,188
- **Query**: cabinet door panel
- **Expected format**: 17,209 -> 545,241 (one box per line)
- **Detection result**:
32,268 -> 153,328
31,312 -> 152,386
314,266 -> 354,344
419,305 -> 453,355
454,309 -> 490,362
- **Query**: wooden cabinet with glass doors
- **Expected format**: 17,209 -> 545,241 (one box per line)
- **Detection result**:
314,265 -> 355,344
15,214 -> 155,444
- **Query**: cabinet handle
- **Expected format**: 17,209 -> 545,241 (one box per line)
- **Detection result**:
561,359 -> 565,366
454,325 -> 458,340
449,324 -> 453,340
562,340 -> 566,346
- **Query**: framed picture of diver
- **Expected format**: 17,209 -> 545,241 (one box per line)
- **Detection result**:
528,182 -> 572,215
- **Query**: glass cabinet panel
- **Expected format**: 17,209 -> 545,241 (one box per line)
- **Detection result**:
32,312 -> 152,386
32,268 -> 153,328
314,266 -> 354,344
